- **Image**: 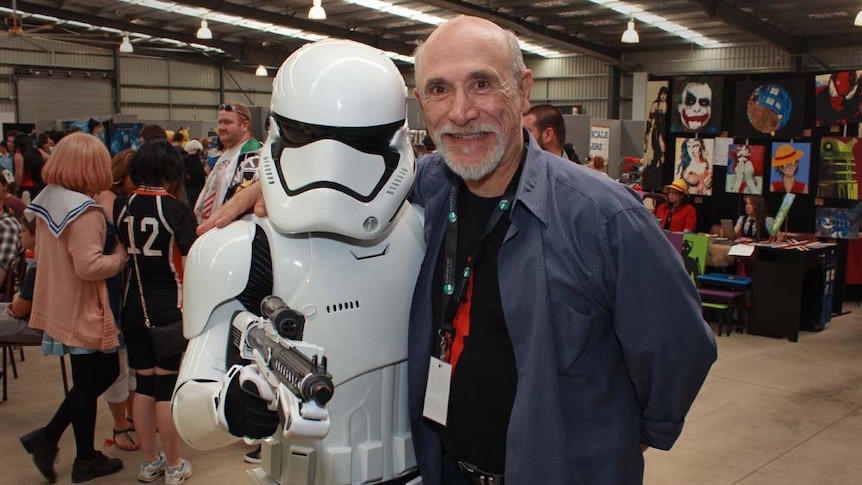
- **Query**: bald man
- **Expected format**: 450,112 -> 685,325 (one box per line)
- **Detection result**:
408,16 -> 716,485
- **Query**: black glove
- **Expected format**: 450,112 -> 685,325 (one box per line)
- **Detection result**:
222,365 -> 280,439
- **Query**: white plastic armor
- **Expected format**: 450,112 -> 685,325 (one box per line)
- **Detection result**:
172,39 -> 425,485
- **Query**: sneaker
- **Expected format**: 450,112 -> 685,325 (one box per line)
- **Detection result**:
165,458 -> 193,485
71,451 -> 123,483
244,445 -> 262,464
138,451 -> 167,483
20,427 -> 59,483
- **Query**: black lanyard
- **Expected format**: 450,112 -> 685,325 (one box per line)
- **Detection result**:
437,183 -> 516,361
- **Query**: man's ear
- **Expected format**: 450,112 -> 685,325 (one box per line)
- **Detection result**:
413,87 -> 423,109
519,69 -> 534,114
541,127 -> 554,144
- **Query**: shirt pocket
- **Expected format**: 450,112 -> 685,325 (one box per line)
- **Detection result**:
549,299 -> 594,375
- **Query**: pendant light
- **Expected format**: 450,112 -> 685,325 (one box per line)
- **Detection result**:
621,19 -> 639,44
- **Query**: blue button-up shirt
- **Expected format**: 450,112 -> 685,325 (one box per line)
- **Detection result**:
408,132 -> 717,485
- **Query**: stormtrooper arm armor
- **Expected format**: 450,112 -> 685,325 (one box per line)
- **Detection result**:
172,220 -> 256,451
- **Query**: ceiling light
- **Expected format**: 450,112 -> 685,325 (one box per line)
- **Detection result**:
590,0 -> 722,48
855,10 -> 862,26
308,0 -> 326,20
255,65 -> 268,76
621,19 -> 639,43
119,35 -> 134,53
196,19 -> 212,39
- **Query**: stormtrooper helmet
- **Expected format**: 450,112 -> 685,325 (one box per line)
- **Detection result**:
260,39 -> 414,240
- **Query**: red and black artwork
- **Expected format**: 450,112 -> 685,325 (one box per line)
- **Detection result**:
815,71 -> 862,127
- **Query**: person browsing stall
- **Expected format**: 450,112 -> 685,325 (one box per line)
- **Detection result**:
656,178 -> 697,232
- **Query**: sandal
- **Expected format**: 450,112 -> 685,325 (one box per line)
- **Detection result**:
112,428 -> 140,452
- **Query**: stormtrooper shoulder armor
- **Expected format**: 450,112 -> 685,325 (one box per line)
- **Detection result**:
184,220 -> 255,337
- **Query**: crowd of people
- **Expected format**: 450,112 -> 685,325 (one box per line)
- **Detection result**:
3,101 -> 259,484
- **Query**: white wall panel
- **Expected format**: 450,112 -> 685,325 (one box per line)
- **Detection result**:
168,63 -> 220,89
122,86 -> 170,104
0,37 -> 112,69
119,57 -> 169,86
626,44 -> 792,75
804,48 -> 862,71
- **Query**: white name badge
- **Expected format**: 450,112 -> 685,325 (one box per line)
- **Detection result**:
422,357 -> 451,426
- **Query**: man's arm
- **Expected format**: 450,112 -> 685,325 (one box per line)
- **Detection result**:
605,206 -> 716,451
197,181 -> 265,235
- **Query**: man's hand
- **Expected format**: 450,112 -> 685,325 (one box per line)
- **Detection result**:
196,181 -> 267,235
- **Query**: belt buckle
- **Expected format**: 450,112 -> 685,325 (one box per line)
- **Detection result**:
457,460 -> 502,485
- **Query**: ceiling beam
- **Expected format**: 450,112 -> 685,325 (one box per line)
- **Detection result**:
688,0 -> 806,54
416,0 -> 621,63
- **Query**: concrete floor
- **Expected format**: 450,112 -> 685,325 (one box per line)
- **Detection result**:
2,304 -> 861,485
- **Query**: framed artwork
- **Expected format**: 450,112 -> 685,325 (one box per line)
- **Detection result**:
818,137 -> 860,199
670,76 -> 723,134
770,193 -> 796,235
769,142 -> 810,194
726,143 -> 766,194
681,233 -> 709,281
815,207 -> 860,239
734,79 -> 805,138
815,71 -> 862,126
642,80 -> 669,190
108,123 -> 142,156
674,137 -> 715,196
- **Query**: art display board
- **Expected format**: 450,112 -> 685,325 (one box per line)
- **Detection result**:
814,71 -> 862,126
670,76 -> 723,135
769,142 -> 811,194
734,79 -> 806,138
725,143 -> 766,195
815,206 -> 860,239
818,137 -> 860,200
674,137 -> 715,196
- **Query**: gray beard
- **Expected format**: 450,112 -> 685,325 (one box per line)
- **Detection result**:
436,138 -> 506,182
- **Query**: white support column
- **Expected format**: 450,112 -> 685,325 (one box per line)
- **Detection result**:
631,71 -> 648,121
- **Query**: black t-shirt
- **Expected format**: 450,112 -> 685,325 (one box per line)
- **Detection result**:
114,190 -> 198,326
431,176 -> 520,473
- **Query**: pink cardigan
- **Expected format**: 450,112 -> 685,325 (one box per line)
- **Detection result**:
29,208 -> 127,350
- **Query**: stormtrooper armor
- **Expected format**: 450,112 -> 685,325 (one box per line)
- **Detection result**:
172,39 -> 425,485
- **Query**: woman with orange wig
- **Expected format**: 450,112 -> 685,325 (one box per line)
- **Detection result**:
19,132 -> 128,483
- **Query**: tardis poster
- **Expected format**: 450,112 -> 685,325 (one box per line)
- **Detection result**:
818,137 -> 861,200
734,79 -> 805,138
815,71 -> 862,126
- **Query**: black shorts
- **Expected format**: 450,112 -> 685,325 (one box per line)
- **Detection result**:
121,306 -> 183,372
